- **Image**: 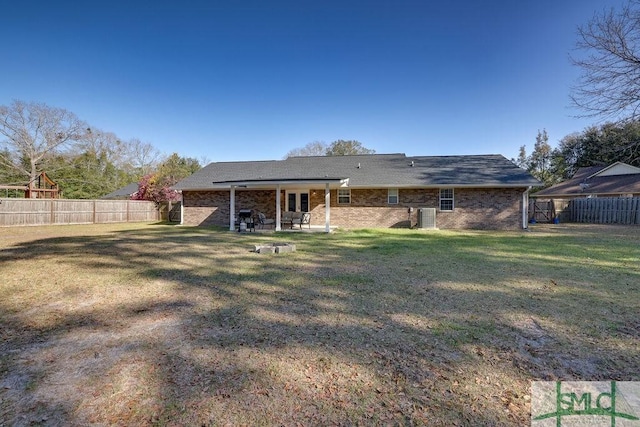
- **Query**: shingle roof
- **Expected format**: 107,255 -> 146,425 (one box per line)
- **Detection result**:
173,153 -> 540,190
534,165 -> 640,197
101,182 -> 139,199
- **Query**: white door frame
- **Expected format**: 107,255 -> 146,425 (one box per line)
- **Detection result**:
285,189 -> 310,212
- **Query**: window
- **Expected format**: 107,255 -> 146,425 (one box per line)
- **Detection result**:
388,188 -> 399,204
338,188 -> 351,204
439,188 -> 454,211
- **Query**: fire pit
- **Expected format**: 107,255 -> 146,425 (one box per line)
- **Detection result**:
253,242 -> 296,254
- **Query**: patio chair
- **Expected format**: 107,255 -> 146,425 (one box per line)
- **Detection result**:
291,212 -> 311,229
281,211 -> 294,229
300,212 -> 311,229
257,212 -> 275,229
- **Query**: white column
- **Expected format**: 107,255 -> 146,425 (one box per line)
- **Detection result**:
275,184 -> 282,231
229,186 -> 236,231
522,187 -> 531,229
325,183 -> 331,233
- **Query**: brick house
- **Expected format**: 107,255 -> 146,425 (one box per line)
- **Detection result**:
173,153 -> 540,231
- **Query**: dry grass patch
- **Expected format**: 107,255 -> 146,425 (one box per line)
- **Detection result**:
0,222 -> 638,426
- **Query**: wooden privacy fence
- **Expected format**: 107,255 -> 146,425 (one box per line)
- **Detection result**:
569,197 -> 640,225
168,201 -> 181,222
529,199 -> 572,223
0,199 -> 159,227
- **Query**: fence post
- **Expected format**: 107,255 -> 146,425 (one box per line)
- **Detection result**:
50,199 -> 55,225
93,200 -> 96,224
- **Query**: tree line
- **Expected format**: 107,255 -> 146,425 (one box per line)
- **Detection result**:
518,1 -> 640,188
0,100 -> 202,199
516,123 -> 640,188
0,100 -> 377,201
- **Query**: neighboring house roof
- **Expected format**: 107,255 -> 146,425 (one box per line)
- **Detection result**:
101,182 -> 140,199
173,153 -> 540,190
534,162 -> 640,198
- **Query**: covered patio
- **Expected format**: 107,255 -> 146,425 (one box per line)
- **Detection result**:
224,177 -> 349,233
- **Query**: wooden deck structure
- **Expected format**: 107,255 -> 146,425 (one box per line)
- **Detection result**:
0,172 -> 60,199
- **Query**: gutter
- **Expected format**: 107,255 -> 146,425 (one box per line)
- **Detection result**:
522,186 -> 532,229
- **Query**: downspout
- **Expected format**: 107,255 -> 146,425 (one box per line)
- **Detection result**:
522,186 -> 532,229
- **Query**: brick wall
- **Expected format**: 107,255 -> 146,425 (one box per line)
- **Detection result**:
309,188 -> 524,230
434,188 -> 523,230
182,187 -> 526,230
182,190 -> 228,226
182,190 -> 277,226
308,188 -> 426,228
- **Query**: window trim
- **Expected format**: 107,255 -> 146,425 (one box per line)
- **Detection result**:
439,188 -> 454,211
337,188 -> 351,204
388,188 -> 399,205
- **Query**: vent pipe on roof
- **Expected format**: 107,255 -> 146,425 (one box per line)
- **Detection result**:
411,161 -> 415,167
357,163 -> 361,169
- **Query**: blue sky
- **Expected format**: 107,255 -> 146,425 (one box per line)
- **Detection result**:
1,0 -> 628,163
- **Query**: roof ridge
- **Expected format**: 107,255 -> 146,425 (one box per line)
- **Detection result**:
287,153 -> 406,159
205,159 -> 279,166
408,153 -> 503,158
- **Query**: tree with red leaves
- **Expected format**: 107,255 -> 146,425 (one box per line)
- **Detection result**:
131,173 -> 179,207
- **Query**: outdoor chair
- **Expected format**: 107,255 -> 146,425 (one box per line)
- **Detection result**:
280,211 -> 311,229
257,212 -> 275,229
291,212 -> 311,229
281,211 -> 294,229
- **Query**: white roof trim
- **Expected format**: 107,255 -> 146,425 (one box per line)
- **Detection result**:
346,183 -> 534,189
178,181 -> 531,191
588,162 -> 640,179
178,178 -> 349,191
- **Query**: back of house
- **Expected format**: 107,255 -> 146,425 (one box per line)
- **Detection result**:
173,153 -> 540,230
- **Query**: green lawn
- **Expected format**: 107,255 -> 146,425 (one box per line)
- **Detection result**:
0,223 -> 638,426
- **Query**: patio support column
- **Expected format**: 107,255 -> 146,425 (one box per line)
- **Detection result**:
325,183 -> 330,233
522,186 -> 532,230
180,196 -> 184,225
229,185 -> 236,231
275,184 -> 282,231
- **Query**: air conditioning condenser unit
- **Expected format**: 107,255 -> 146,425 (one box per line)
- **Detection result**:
417,208 -> 436,229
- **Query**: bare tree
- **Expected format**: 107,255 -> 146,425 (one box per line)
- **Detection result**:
571,1 -> 640,121
285,140 -> 376,158
81,131 -> 162,178
82,128 -> 123,161
284,141 -> 328,158
124,138 -> 162,176
0,100 -> 86,183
